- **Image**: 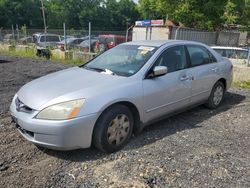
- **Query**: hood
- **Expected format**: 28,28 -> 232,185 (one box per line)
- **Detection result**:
17,67 -> 125,110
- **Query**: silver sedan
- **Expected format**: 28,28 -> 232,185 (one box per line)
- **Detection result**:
10,40 -> 233,152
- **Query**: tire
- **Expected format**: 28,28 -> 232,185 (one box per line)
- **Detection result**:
205,81 -> 225,109
93,105 -> 134,153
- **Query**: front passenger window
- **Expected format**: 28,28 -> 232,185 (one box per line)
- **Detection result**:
154,45 -> 187,73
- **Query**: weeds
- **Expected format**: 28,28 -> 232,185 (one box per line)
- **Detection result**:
0,48 -> 85,66
233,81 -> 250,89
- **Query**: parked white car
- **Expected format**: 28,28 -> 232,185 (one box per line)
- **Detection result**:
211,46 -> 250,65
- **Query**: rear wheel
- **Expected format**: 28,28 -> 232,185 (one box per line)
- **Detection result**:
205,81 -> 225,109
93,105 -> 133,153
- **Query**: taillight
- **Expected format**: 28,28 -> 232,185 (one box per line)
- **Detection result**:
108,41 -> 114,49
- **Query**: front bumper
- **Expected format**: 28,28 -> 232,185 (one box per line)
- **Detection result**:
10,98 -> 99,150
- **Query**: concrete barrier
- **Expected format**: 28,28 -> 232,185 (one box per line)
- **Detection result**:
73,51 -> 97,62
233,64 -> 250,82
51,49 -> 73,60
0,44 -> 15,52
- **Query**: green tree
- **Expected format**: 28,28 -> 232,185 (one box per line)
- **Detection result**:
0,0 -> 43,28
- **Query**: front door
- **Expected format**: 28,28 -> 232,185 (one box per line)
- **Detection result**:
142,45 -> 192,123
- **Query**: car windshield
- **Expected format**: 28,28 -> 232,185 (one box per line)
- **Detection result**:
83,44 -> 157,76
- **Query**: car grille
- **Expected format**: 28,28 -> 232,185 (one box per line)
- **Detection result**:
15,98 -> 33,113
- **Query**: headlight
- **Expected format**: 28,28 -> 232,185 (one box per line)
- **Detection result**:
36,99 -> 85,120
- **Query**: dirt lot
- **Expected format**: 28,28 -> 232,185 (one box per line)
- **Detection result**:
0,55 -> 250,188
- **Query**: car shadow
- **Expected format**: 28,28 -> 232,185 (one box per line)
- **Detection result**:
42,91 -> 246,162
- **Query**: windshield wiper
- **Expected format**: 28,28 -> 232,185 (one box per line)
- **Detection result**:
84,66 -> 117,75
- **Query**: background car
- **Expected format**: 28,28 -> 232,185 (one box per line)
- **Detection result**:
77,37 -> 99,52
32,33 -> 62,48
32,33 -> 62,59
57,38 -> 85,51
211,46 -> 250,65
93,34 -> 128,53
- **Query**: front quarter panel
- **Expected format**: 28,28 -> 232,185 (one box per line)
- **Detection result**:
75,79 -> 144,119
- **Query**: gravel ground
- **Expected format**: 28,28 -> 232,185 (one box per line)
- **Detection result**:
0,55 -> 250,188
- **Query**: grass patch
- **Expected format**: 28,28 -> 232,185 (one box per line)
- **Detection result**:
0,47 -> 40,59
52,58 -> 85,66
0,48 -> 85,66
233,80 -> 250,89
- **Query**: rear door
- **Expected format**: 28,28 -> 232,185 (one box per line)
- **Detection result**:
142,45 -> 192,122
185,45 -> 220,104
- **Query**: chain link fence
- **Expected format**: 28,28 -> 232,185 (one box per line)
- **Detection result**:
0,26 -> 130,61
0,25 -> 249,63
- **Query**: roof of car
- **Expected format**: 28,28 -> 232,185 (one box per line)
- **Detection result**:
211,46 -> 248,51
33,33 -> 60,37
124,40 -> 202,47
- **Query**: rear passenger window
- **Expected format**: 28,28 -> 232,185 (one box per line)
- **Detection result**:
187,45 -> 215,66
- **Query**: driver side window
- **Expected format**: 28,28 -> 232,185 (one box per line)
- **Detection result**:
154,45 -> 187,73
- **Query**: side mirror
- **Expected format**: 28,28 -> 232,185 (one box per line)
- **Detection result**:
148,66 -> 168,78
154,66 -> 168,76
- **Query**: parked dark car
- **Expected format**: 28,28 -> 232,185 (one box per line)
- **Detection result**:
77,37 -> 99,52
57,38 -> 85,51
93,35 -> 128,53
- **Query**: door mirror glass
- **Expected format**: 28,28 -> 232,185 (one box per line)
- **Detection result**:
152,66 -> 168,77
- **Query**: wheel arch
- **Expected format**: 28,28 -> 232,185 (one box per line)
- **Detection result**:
217,77 -> 227,90
94,101 -> 141,135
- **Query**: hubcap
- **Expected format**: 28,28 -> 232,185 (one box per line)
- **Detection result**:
213,85 -> 223,105
107,114 -> 130,146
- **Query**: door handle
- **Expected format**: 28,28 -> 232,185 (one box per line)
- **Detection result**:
180,76 -> 190,81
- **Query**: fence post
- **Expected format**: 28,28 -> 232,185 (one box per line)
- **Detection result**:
63,22 -> 67,51
149,27 -> 152,40
16,24 -> 19,43
11,24 -> 15,45
24,24 -> 27,44
89,22 -> 91,53
174,26 -> 182,40
247,47 -> 250,67
126,25 -> 134,42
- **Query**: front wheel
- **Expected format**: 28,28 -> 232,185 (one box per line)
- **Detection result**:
93,105 -> 134,153
205,81 -> 225,109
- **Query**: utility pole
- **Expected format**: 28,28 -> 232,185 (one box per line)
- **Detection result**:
89,22 -> 91,53
40,0 -> 47,34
